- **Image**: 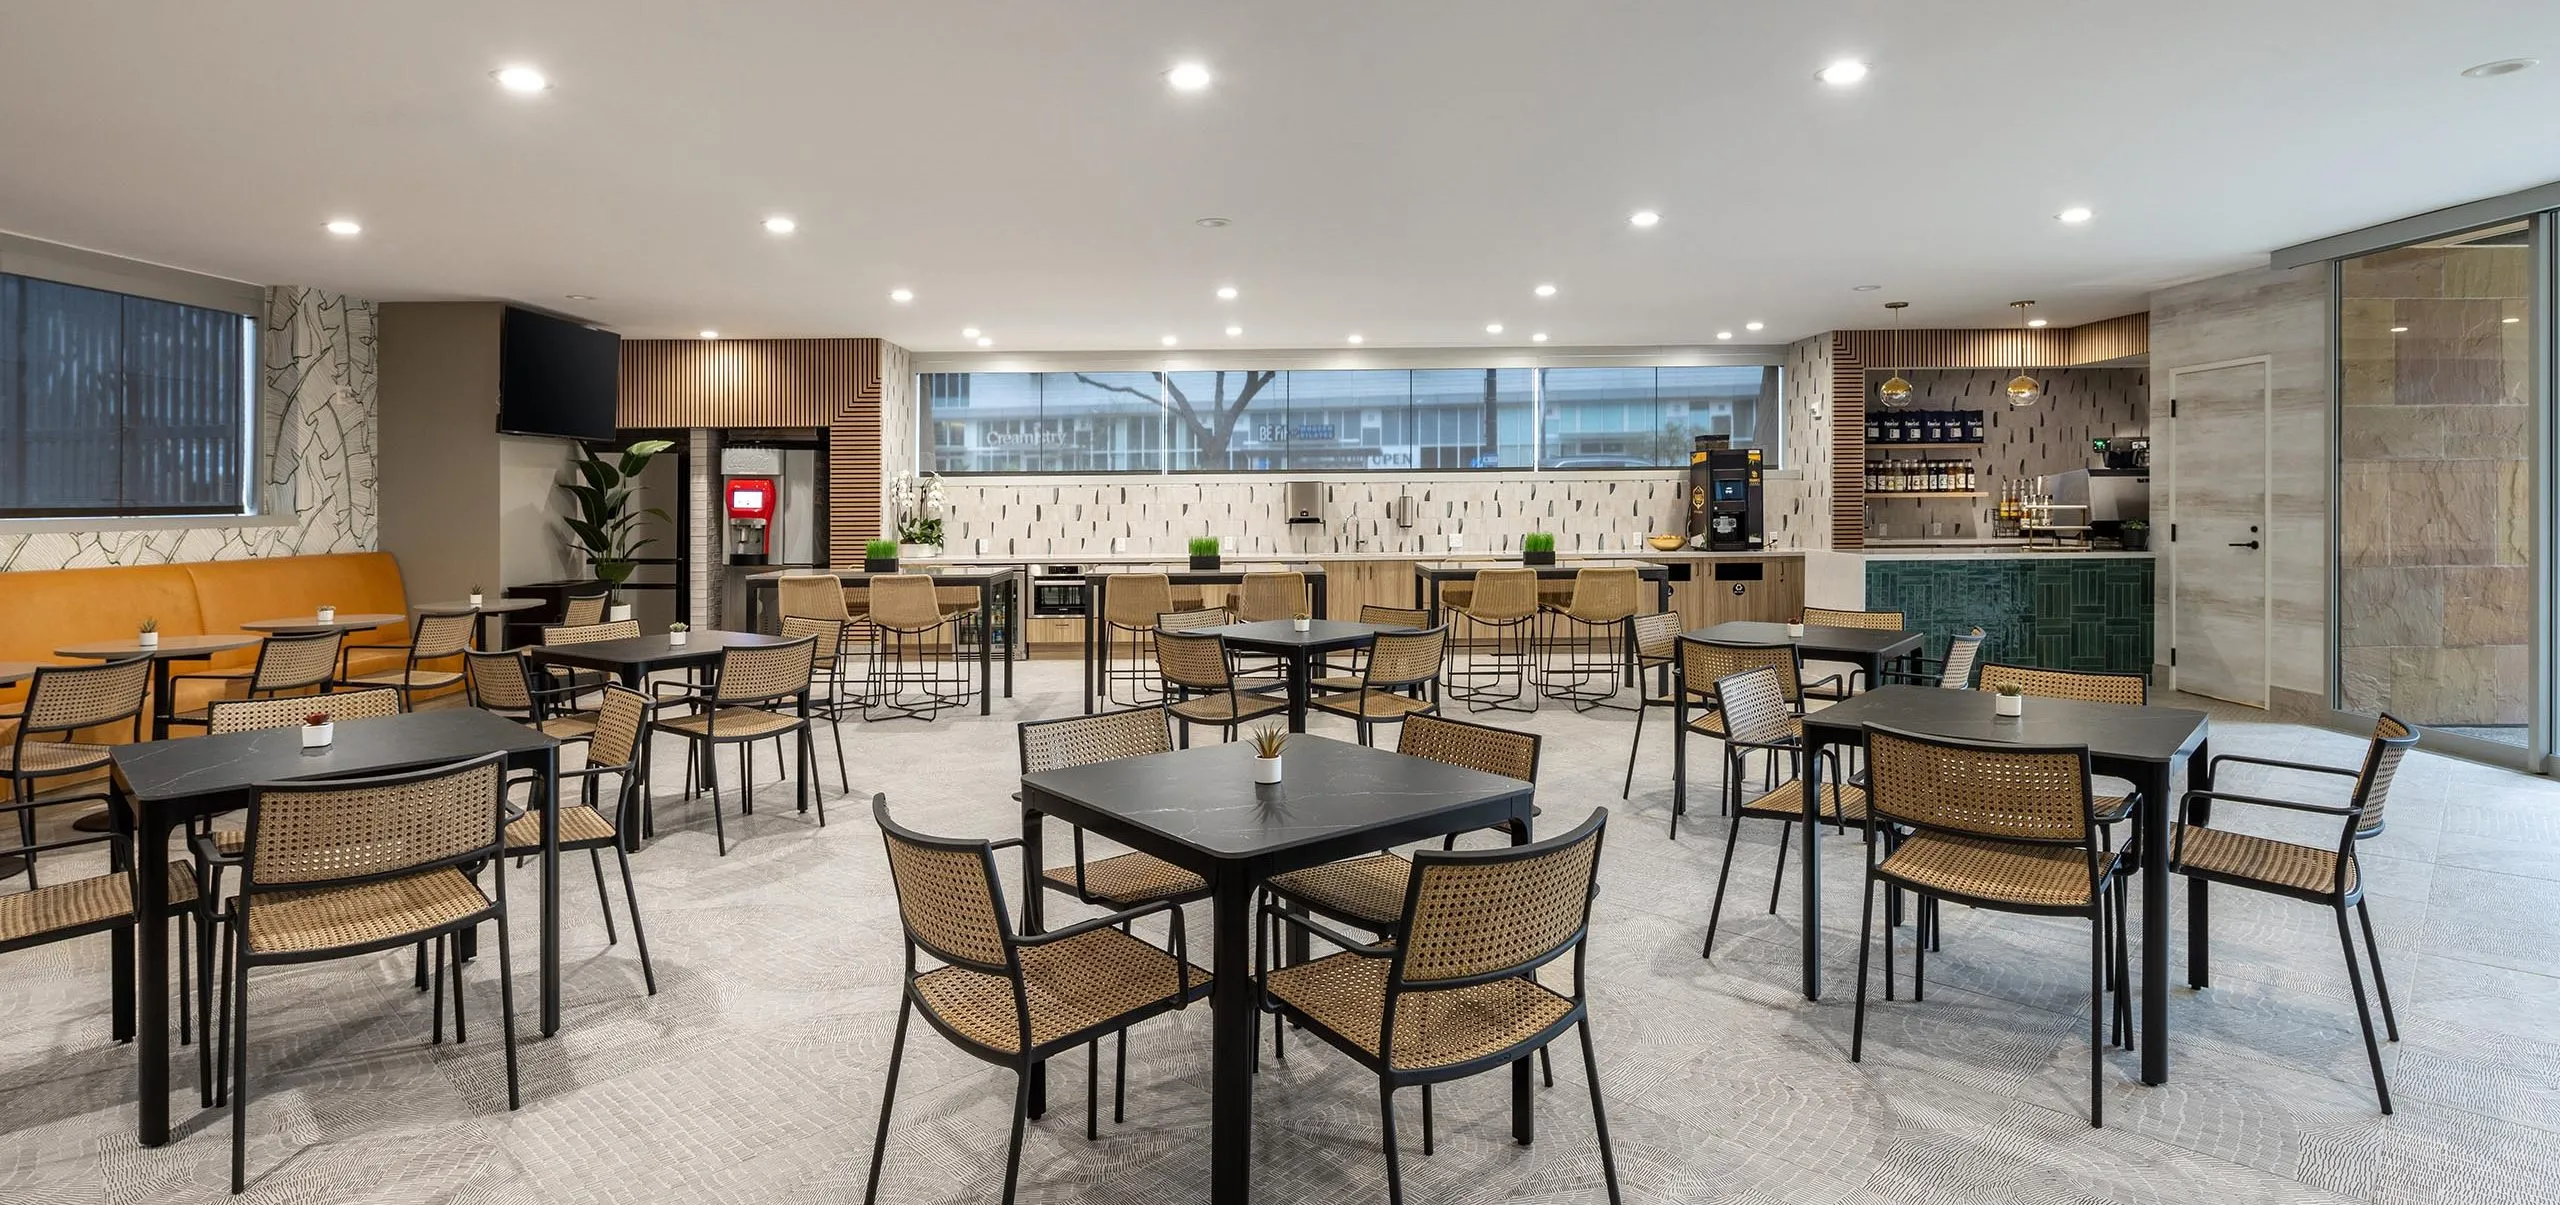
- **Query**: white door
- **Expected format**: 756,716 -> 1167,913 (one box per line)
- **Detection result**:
2166,359 -> 2272,706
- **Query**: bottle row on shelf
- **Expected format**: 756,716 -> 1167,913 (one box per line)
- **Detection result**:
1864,459 -> 1978,493
1866,409 -> 1985,445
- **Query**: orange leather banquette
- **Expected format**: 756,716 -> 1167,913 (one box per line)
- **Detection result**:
0,552 -> 445,745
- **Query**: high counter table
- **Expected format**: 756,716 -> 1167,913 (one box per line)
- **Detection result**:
1079,565 -> 1329,714
741,566 -> 1021,715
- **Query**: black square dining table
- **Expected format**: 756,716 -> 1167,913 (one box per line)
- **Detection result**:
1684,620 -> 1924,693
524,628 -> 802,689
109,707 -> 563,1147
1018,736 -> 1537,1205
1793,685 -> 2209,1087
1201,618 -> 1402,732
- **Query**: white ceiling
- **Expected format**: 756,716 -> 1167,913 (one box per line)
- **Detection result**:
2,1 -> 2555,352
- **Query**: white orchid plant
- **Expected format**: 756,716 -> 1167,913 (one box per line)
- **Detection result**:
891,470 -> 948,547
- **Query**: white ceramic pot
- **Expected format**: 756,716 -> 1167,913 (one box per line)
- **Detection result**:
136,631 -> 160,649
898,543 -> 940,561
1785,622 -> 1806,638
316,607 -> 336,624
302,721 -> 334,749
1995,693 -> 2024,717
1254,755 -> 1284,785
667,631 -> 688,646
608,604 -> 634,622
467,593 -> 484,608
1292,618 -> 1312,632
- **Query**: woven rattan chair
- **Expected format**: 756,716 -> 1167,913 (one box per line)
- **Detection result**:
6,658 -> 151,888
1446,568 -> 1540,714
168,630 -> 346,732
1313,605 -> 1436,695
1310,626 -> 1448,745
1154,628 -> 1287,746
206,688 -> 403,736
538,618 -> 637,700
338,611 -> 475,710
1234,570 -> 1306,622
1101,573 -> 1177,706
1797,607 -> 1905,699
502,686 -> 658,996
1537,567 -> 1643,711
1698,667 -> 1871,959
2172,714 -> 2416,1112
1852,724 -> 2127,1127
865,575 -> 971,722
201,753 -> 521,1192
1020,707 -> 1206,911
864,795 -> 1210,1205
1155,607 -> 1229,633
1259,809 -> 1620,1205
652,635 -> 822,855
1666,638 -> 1839,837
780,615 -> 854,792
465,649 -> 599,743
780,573 -> 866,691
1612,612 -> 1689,799
561,590 -> 610,627
1881,628 -> 1986,689
1977,662 -> 2150,828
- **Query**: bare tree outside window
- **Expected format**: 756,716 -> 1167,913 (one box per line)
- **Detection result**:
1072,370 -> 1278,465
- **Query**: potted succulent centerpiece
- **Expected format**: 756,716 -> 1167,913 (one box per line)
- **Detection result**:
866,539 -> 901,574
136,616 -> 159,650
667,622 -> 689,647
467,583 -> 485,608
1189,537 -> 1222,571
315,604 -> 336,625
1292,610 -> 1312,633
1250,723 -> 1289,784
891,470 -> 947,559
560,438 -> 676,623
1521,532 -> 1557,566
1786,614 -> 1807,638
1993,682 -> 2026,717
302,710 -> 334,750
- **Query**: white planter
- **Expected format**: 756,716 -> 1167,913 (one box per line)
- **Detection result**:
898,543 -> 941,561
1785,623 -> 1806,638
302,721 -> 334,749
1254,755 -> 1284,785
1292,618 -> 1312,632
315,607 -> 336,624
1994,693 -> 2024,717
467,593 -> 484,608
667,631 -> 688,646
136,631 -> 159,649
608,604 -> 634,622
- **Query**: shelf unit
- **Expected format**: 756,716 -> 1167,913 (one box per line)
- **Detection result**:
1866,491 -> 1986,499
1866,441 -> 1983,451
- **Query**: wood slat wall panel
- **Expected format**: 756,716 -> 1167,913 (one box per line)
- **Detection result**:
1835,312 -> 2148,369
827,338 -> 885,564
2064,312 -> 2150,364
619,338 -> 858,428
1830,341 -> 1867,548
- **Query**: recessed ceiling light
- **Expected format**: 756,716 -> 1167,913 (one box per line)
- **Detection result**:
1716,331 -> 1734,340
888,288 -> 914,303
2056,206 -> 2093,224
1628,210 -> 1661,229
1167,61 -> 1213,92
1226,325 -> 1243,337
1346,334 -> 1364,344
492,65 -> 550,94
699,330 -> 719,340
1817,59 -> 1870,86
1216,285 -> 1238,301
961,327 -> 981,338
2462,58 -> 2539,78
1485,323 -> 1504,335
2389,325 -> 2410,333
1745,321 -> 1764,332
1531,333 -> 1549,343
1161,335 -> 1179,347
1534,283 -> 1557,298
565,293 -> 594,301
976,336 -> 993,347
2027,318 -> 2050,328
763,216 -> 797,235
1852,284 -> 1881,292
1195,216 -> 1232,228
323,219 -> 362,236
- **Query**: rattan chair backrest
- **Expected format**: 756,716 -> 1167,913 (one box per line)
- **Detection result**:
777,574 -> 852,622
1864,723 -> 2093,845
867,575 -> 946,631
409,611 -> 477,661
1104,574 -> 1176,627
1394,809 -> 1606,990
1237,572 -> 1305,623
1359,604 -> 1430,629
1679,637 -> 1802,703
1362,626 -> 1448,689
244,753 -> 507,890
2352,714 -> 2418,836
1461,569 -> 1539,622
562,592 -> 610,627
1155,607 -> 1228,633
465,649 -> 538,711
1018,707 -> 1173,775
1804,606 -> 1906,631
713,636 -> 818,705
586,687 -> 651,770
1564,568 -> 1642,622
874,794 -> 1015,973
1153,628 -> 1234,693
22,657 -> 153,734
249,630 -> 346,694
1939,629 -> 1986,689
1632,612 -> 1683,663
1713,667 -> 1797,746
780,616 -> 845,667
208,689 -> 401,735
1397,712 -> 1540,781
545,619 -> 640,645
1978,663 -> 2146,706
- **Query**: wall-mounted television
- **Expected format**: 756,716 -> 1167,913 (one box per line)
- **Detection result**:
497,305 -> 621,441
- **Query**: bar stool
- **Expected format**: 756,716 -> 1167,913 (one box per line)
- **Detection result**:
866,575 -> 972,722
1444,568 -> 1539,713
1538,567 -> 1642,711
1101,574 -> 1176,706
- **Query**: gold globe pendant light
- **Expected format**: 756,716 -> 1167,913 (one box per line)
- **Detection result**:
1877,301 -> 1914,408
2005,301 -> 2044,407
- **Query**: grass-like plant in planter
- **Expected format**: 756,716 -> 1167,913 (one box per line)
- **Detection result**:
1189,536 -> 1223,571
866,539 -> 902,573
1521,532 -> 1557,566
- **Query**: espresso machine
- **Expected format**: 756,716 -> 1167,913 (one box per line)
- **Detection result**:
1686,438 -> 1765,551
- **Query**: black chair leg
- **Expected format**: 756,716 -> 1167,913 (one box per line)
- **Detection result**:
1086,1040 -> 1100,1141
862,998 -> 911,1205
1767,823 -> 1792,915
1001,1069 -> 1032,1205
495,913 -> 522,1110
1701,808 -> 1746,960
589,848 -> 617,945
2089,906 -> 2105,1127
1379,1083 -> 1405,1205
451,929 -> 468,1044
431,935 -> 447,1043
1578,1021 -> 1624,1205
2357,899 -> 2399,1042
2336,903 -> 2394,1114
1621,705 -> 1644,800
1421,1083 -> 1434,1155
1851,873 -> 1878,1062
614,840 -> 658,994
229,930 -> 250,1194
1114,1030 -> 1128,1123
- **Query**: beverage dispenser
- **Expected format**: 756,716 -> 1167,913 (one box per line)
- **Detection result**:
1685,438 -> 1764,551
725,476 -> 775,565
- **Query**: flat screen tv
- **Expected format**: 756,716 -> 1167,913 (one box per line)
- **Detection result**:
497,306 -> 621,441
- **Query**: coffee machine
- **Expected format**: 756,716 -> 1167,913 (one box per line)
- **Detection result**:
1686,438 -> 1765,551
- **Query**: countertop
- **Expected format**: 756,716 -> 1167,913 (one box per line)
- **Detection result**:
1840,547 -> 2154,560
844,549 -> 1808,567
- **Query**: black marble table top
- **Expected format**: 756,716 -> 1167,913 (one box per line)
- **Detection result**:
741,566 -> 1018,584
1686,621 -> 1924,659
1204,619 -> 1396,653
1801,684 -> 2208,765
1020,736 -> 1531,860
113,707 -> 557,805
524,629 -> 797,672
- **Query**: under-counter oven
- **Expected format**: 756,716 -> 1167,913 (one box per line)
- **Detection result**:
1030,567 -> 1089,617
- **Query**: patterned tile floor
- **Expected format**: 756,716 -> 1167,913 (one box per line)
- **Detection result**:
4,660 -> 2555,1204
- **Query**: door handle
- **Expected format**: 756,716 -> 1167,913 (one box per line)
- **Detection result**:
2228,540 -> 2260,549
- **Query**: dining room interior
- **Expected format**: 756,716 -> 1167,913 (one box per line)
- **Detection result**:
4,3 -> 2560,1203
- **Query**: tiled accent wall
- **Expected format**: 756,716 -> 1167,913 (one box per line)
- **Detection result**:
1781,334 -> 1833,550
1861,367 -> 2147,540
0,286 -> 377,571
877,341 -> 915,539
1868,556 -> 2155,674
686,429 -> 716,626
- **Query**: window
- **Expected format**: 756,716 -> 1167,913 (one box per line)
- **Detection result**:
0,272 -> 255,517
920,363 -> 1776,475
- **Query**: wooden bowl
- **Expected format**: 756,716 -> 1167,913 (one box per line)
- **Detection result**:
1646,534 -> 1686,551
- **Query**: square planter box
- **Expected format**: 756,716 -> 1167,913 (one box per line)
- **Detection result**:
1522,550 -> 1556,566
866,557 -> 900,574
1190,555 -> 1222,571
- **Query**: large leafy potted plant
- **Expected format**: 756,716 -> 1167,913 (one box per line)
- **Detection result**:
560,439 -> 676,612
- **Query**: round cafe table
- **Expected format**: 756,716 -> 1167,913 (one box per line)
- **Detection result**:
412,596 -> 545,649
53,635 -> 260,743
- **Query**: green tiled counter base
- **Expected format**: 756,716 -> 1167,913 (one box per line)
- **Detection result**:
1866,558 -> 2153,675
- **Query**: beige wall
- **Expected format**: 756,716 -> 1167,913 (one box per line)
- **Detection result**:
378,302 -> 505,603
2148,263 -> 2333,713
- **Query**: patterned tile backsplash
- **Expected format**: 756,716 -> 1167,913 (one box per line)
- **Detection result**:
0,287 -> 377,572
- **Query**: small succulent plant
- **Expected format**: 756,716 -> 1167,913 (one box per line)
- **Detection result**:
1994,682 -> 2025,697
304,712 -> 332,727
137,616 -> 158,634
669,622 -> 690,633
1249,724 -> 1289,760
